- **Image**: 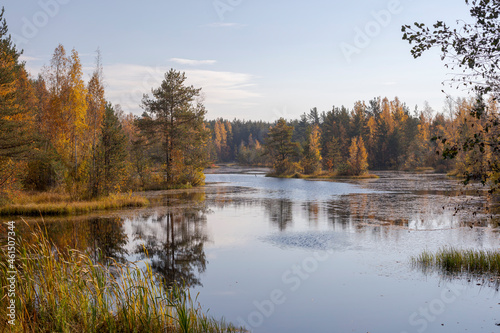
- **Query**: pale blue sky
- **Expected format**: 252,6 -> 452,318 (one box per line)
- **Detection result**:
4,0 -> 471,120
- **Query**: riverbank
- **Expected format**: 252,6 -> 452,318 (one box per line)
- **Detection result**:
0,192 -> 149,216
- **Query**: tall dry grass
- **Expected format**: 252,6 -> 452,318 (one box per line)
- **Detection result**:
0,223 -> 246,332
0,193 -> 149,216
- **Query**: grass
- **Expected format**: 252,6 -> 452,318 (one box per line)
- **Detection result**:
0,223 -> 246,332
411,247 -> 500,277
0,192 -> 149,216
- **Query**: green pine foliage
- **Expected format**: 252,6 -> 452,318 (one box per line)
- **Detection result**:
95,103 -> 128,196
141,69 -> 209,188
264,118 -> 299,175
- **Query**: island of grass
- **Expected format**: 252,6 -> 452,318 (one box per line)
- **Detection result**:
0,192 -> 149,216
411,247 -> 500,279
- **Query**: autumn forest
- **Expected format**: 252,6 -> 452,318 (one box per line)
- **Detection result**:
1,8 -> 499,206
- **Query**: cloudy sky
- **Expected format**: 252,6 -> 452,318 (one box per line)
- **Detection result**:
4,0 -> 472,121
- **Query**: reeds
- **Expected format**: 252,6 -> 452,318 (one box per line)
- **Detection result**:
0,224 -> 246,332
0,193 -> 149,216
411,247 -> 500,276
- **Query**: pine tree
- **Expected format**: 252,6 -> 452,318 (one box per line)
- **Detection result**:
141,69 -> 209,186
0,8 -> 33,160
324,137 -> 342,172
96,103 -> 128,195
0,8 -> 35,193
86,49 -> 106,197
264,118 -> 298,175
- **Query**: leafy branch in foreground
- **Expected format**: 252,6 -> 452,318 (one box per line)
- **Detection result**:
402,0 -> 500,96
403,0 -> 500,193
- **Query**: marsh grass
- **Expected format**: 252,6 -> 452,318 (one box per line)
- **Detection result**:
0,193 -> 149,216
0,223 -> 246,332
412,247 -> 500,277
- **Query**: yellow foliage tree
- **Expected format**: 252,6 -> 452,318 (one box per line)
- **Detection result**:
302,124 -> 322,175
43,45 -> 88,195
348,136 -> 368,176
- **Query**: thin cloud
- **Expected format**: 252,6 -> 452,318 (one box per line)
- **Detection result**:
104,64 -> 260,115
170,58 -> 216,66
19,55 -> 41,62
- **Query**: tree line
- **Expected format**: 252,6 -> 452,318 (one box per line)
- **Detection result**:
207,97 -> 498,178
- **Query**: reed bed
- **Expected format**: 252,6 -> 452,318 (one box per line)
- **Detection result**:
0,193 -> 149,216
411,247 -> 500,276
0,224 -> 246,332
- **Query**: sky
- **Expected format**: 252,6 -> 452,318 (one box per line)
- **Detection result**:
3,0 -> 473,121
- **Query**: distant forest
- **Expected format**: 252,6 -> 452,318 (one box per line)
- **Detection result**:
206,96 -> 495,177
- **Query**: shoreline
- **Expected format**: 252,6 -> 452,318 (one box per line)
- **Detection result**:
0,193 -> 149,216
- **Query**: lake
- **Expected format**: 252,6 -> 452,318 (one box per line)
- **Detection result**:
19,171 -> 500,332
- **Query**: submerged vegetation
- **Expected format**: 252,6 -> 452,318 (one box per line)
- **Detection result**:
412,247 -> 500,278
0,224 -> 245,332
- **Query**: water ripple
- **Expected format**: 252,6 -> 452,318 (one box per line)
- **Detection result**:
262,231 -> 351,251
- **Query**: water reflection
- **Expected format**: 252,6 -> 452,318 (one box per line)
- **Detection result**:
20,216 -> 128,264
129,196 -> 209,287
264,199 -> 293,231
9,172 -> 499,333
87,217 -> 128,263
302,202 -> 320,226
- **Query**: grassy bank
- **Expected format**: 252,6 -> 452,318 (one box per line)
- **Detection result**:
0,192 -> 149,216
411,247 -> 500,276
0,224 -> 245,332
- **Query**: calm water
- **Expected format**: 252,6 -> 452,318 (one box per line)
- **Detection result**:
19,172 -> 500,332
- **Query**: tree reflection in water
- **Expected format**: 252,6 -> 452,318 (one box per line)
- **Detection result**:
265,199 -> 293,231
87,217 -> 128,264
131,197 -> 208,287
20,216 -> 128,265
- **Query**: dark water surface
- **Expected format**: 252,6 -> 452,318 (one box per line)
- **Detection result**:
19,172 -> 500,332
